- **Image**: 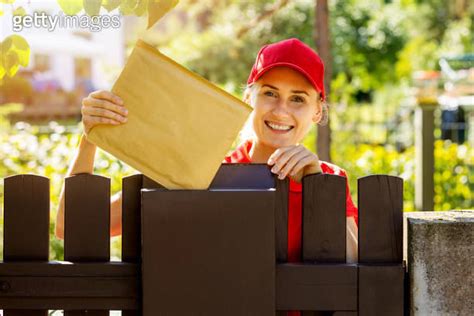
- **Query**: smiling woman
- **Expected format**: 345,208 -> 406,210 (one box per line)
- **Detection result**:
54,39 -> 358,316
222,39 -> 358,316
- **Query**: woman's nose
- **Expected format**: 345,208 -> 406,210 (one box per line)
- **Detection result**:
271,99 -> 291,117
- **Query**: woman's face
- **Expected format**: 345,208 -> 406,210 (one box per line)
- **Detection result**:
246,66 -> 322,150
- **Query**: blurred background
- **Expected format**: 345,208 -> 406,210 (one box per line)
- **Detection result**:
0,0 -> 472,266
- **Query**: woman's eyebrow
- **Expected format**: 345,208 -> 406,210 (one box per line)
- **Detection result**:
262,84 -> 309,96
291,90 -> 309,96
262,84 -> 279,90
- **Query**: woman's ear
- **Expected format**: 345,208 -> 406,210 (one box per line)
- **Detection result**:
312,99 -> 323,123
243,86 -> 252,105
243,91 -> 251,104
242,85 -> 256,106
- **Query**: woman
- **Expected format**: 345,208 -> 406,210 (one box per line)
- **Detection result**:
55,38 -> 358,268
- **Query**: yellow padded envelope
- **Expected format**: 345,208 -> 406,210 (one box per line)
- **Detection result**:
87,40 -> 252,189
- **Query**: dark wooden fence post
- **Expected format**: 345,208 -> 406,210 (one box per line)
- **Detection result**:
358,175 -> 404,316
64,174 -> 110,316
121,174 -> 143,316
276,174 -> 357,315
3,174 -> 50,316
301,174 -> 357,316
302,174 -> 346,263
121,174 -> 164,316
141,164 -> 275,316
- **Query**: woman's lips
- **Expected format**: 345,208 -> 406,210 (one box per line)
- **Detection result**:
265,120 -> 294,133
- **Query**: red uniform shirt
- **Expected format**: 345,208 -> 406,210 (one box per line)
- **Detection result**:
224,139 -> 358,316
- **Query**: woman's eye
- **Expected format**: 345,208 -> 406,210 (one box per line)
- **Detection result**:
292,96 -> 305,103
264,91 -> 276,97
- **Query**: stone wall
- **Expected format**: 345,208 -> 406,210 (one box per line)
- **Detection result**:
405,211 -> 474,315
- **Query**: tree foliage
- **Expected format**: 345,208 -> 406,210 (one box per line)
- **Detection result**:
0,0 -> 179,81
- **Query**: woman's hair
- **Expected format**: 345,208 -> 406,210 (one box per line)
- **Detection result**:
239,84 -> 329,141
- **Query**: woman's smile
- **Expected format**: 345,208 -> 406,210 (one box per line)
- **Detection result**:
264,120 -> 294,133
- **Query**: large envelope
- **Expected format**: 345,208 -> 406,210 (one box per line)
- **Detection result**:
87,40 -> 252,189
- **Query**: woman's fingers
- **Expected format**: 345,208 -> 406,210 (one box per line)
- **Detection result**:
82,106 -> 127,123
268,144 -> 322,182
83,115 -> 122,127
278,151 -> 312,179
89,90 -> 123,105
268,145 -> 304,174
81,90 -> 128,135
82,97 -> 128,117
288,155 -> 316,181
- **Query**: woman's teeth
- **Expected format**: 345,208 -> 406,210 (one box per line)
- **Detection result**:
266,121 -> 293,131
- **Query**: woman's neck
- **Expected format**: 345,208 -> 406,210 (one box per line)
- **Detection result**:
249,139 -> 276,163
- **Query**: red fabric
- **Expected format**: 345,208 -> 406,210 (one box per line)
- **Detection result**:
223,140 -> 358,316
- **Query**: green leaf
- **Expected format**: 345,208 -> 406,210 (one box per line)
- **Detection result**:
120,0 -> 138,15
1,37 -> 13,53
11,34 -> 29,51
14,46 -> 30,67
102,0 -> 120,12
57,0 -> 83,15
134,0 -> 148,16
147,0 -> 178,29
84,0 -> 102,16
0,35 -> 30,78
12,6 -> 26,16
8,35 -> 30,67
4,50 -> 19,77
0,48 -> 5,80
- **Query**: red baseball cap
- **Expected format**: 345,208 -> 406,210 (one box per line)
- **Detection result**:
247,38 -> 326,100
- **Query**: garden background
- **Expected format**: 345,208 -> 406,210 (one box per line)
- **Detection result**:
0,0 -> 472,262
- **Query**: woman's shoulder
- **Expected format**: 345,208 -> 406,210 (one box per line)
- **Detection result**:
319,160 -> 348,177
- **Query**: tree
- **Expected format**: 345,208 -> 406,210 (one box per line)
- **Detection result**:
315,0 -> 331,162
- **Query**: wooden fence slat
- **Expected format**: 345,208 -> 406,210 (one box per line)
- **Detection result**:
276,178 -> 289,262
358,265 -> 405,316
122,174 -> 144,263
0,311 -> 47,316
276,264 -> 357,312
122,174 -> 155,316
0,262 -> 138,310
64,174 -> 110,261
64,174 -> 110,316
3,174 -> 49,316
141,189 -> 275,316
358,175 -> 403,263
4,175 -> 50,261
142,175 -> 166,189
302,174 -> 346,263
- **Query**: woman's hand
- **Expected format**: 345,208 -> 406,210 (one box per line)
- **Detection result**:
267,144 -> 322,182
81,90 -> 128,136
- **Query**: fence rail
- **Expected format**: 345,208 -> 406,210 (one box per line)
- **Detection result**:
0,164 -> 406,315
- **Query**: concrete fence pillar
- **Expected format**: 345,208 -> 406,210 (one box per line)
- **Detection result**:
405,211 -> 474,315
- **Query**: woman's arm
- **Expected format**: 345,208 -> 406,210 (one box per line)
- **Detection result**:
55,134 -> 97,239
346,216 -> 358,263
55,136 -> 124,240
55,90 -> 128,239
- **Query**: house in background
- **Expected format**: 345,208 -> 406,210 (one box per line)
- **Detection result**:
0,0 -> 126,123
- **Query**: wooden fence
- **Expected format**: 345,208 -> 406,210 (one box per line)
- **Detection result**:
0,164 -> 406,315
